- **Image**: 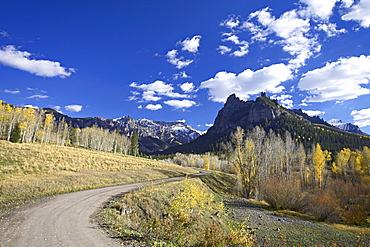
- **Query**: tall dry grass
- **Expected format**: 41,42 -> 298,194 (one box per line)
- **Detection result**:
0,140 -> 196,213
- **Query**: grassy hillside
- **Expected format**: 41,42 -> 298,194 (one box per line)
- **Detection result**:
0,140 -> 197,213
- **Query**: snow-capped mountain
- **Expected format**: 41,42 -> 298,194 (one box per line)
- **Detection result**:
328,118 -> 368,136
113,116 -> 202,146
43,108 -> 202,153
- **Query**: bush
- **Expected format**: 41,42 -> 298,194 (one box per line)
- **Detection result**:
305,189 -> 340,222
260,176 -> 307,211
104,178 -> 254,246
330,179 -> 370,225
305,180 -> 370,225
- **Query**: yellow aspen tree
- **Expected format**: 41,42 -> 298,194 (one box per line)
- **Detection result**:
334,148 -> 351,179
230,127 -> 246,196
361,146 -> 370,175
349,151 -> 365,175
203,154 -> 210,170
42,113 -> 55,144
313,143 -> 326,188
22,107 -> 36,143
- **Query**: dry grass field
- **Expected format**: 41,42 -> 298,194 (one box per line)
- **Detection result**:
0,140 -> 196,213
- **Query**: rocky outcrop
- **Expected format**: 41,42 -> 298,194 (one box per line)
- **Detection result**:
207,94 -> 306,136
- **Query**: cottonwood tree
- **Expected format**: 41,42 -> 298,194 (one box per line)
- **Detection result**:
230,127 -> 258,197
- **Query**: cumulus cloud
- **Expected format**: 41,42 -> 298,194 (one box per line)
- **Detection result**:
179,35 -> 202,53
342,0 -> 370,28
164,99 -> 196,109
299,0 -> 339,20
173,71 -> 190,80
180,82 -> 196,93
130,80 -> 190,102
221,34 -> 249,57
165,49 -> 194,69
50,105 -> 61,111
145,104 -> 162,111
298,55 -> 370,102
251,8 -> 321,68
303,110 -> 326,116
351,108 -> 370,127
200,63 -> 292,102
221,15 -> 241,29
273,94 -> 294,108
65,105 -> 82,112
0,45 -> 75,78
316,23 -> 346,37
217,45 -> 232,55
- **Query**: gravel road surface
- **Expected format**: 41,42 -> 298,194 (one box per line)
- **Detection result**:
0,172 -> 209,247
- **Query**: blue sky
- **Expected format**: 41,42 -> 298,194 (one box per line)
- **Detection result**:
1,0 -> 370,133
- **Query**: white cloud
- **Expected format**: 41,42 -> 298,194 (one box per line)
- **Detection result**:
299,0 -> 339,20
298,55 -> 370,102
221,15 -> 240,29
165,49 -> 194,69
142,91 -> 162,101
205,123 -> 214,127
177,119 -> 186,123
173,71 -> 190,80
221,34 -> 249,57
179,35 -> 202,53
0,45 -> 75,78
65,105 -> 82,112
351,108 -> 370,127
0,30 -> 9,37
50,105 -> 61,111
342,0 -> 370,28
243,7 -> 321,68
145,104 -> 162,111
164,99 -> 196,109
200,63 -> 292,102
24,105 -> 39,109
180,82 -> 196,93
303,110 -> 326,116
316,23 -> 346,37
27,95 -> 49,99
130,80 -> 190,102
217,45 -> 232,55
4,89 -> 20,94
273,94 -> 294,108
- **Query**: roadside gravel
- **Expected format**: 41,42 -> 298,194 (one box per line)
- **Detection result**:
226,198 -> 370,247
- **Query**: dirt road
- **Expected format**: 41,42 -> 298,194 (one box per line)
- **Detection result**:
0,173 -> 209,247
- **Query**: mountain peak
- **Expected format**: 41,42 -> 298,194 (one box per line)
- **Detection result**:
328,118 -> 343,125
328,118 -> 367,136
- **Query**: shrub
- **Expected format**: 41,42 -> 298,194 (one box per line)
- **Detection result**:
330,179 -> 370,225
260,176 -> 307,211
305,189 -> 340,222
106,178 -> 254,246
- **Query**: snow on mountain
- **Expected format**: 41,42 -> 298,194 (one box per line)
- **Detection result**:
113,116 -> 202,145
328,118 -> 368,136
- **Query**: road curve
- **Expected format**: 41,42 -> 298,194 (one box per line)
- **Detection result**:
0,171 -> 210,247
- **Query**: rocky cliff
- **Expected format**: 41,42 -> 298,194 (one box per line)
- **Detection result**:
206,94 -> 308,136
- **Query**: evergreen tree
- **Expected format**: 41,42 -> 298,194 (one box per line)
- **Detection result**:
10,123 -> 21,143
129,132 -> 139,156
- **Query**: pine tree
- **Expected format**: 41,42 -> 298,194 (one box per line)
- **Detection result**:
10,123 -> 21,143
129,132 -> 139,156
